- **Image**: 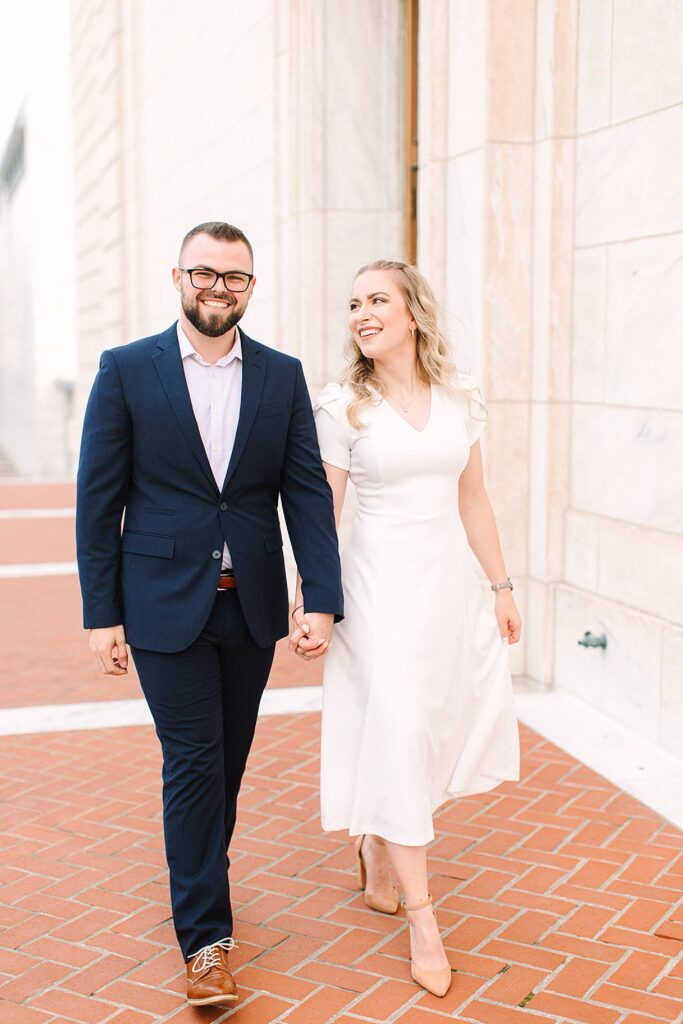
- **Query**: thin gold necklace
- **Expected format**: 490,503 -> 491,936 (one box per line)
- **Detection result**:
386,382 -> 425,413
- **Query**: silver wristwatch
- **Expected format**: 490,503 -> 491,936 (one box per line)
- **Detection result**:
491,577 -> 513,592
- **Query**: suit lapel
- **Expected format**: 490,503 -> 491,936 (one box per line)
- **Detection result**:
221,331 -> 266,494
152,323 -> 218,493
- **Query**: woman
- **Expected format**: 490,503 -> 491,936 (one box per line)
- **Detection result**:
290,261 -> 521,998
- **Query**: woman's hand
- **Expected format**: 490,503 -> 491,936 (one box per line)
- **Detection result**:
495,591 -> 522,645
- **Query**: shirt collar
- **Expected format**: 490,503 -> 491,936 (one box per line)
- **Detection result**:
177,321 -> 243,367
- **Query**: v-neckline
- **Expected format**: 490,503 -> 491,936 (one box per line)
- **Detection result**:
382,385 -> 434,435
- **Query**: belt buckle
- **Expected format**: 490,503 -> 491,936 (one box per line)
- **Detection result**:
217,570 -> 236,591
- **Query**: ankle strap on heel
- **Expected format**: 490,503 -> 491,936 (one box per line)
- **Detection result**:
403,893 -> 433,913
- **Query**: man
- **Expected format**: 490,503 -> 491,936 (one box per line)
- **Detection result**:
76,222 -> 342,1006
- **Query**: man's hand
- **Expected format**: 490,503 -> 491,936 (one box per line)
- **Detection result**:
89,625 -> 129,675
288,611 -> 334,661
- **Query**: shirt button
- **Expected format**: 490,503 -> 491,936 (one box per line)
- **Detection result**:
219,502 -> 228,512
211,550 -> 222,560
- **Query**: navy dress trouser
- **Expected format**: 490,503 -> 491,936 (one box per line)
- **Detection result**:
131,589 -> 275,960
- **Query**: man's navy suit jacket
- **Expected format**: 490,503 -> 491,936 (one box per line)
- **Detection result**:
76,322 -> 344,652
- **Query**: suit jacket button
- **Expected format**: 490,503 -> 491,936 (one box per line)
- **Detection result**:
211,550 -> 222,559
219,502 -> 228,511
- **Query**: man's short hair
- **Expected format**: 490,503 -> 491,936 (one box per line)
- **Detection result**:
179,222 -> 254,266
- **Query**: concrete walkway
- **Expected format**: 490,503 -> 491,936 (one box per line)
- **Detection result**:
0,483 -> 681,1024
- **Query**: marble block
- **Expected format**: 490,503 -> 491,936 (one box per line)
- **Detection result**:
550,0 -> 579,138
598,519 -> 683,624
484,401 -> 530,579
660,626 -> 683,756
447,0 -> 487,155
528,401 -> 570,581
564,509 -> 600,592
483,144 -> 534,401
605,234 -> 683,410
570,405 -> 683,534
612,0 -> 683,122
324,0 -> 402,210
572,247 -> 607,403
487,0 -> 536,142
531,139 -> 574,403
525,577 -> 555,686
445,150 -> 486,359
576,0 -> 612,134
531,140 -> 552,399
576,105 -> 683,246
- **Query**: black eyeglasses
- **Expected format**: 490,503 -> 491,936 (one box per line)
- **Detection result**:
179,267 -> 254,293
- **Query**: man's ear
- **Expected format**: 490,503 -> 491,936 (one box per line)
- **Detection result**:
172,267 -> 182,292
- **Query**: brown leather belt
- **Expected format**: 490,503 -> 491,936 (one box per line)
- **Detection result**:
217,572 -> 237,591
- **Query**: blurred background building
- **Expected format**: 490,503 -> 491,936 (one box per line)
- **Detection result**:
0,0 -> 76,477
1,0 -> 681,759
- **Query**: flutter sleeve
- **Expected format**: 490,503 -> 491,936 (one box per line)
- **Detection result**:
456,369 -> 488,446
313,382 -> 352,471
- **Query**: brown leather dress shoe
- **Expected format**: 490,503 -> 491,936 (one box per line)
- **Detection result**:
186,938 -> 239,1006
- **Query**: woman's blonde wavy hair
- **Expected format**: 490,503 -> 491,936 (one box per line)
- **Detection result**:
340,259 -> 482,430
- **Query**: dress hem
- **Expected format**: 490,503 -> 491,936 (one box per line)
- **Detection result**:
321,768 -> 520,847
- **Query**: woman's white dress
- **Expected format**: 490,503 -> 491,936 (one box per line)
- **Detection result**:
313,376 -> 520,846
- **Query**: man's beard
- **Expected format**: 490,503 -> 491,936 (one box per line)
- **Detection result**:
183,294 -> 243,338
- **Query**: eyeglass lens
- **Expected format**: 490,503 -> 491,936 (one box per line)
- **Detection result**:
187,269 -> 251,292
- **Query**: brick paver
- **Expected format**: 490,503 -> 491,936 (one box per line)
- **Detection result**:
1,485 -> 682,1023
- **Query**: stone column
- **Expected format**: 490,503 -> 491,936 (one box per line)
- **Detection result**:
524,0 -> 577,686
273,0 -> 405,394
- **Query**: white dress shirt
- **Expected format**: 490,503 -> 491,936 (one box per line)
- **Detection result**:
177,322 -> 242,569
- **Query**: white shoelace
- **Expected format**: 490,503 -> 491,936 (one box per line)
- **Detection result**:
189,937 -> 238,973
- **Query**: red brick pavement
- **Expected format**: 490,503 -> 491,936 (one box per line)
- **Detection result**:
0,482 -> 76,510
0,717 -> 682,1023
1,484 -> 682,1023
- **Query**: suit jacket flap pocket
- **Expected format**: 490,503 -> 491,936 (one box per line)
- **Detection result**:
121,530 -> 175,559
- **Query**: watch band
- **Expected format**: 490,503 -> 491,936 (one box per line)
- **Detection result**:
491,578 -> 513,592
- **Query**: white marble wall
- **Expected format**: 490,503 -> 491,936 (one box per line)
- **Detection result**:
417,0 -> 682,754
562,0 -> 683,755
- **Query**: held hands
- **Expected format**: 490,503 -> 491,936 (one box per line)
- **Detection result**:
89,625 -> 129,675
495,590 -> 522,645
288,609 -> 334,661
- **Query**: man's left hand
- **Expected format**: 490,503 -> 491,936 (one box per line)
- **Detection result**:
288,611 -> 334,661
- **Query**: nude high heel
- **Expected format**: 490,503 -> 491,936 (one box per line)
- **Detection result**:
403,894 -> 452,998
354,835 -> 400,915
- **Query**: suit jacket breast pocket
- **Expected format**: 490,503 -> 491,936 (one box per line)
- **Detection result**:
257,402 -> 288,419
